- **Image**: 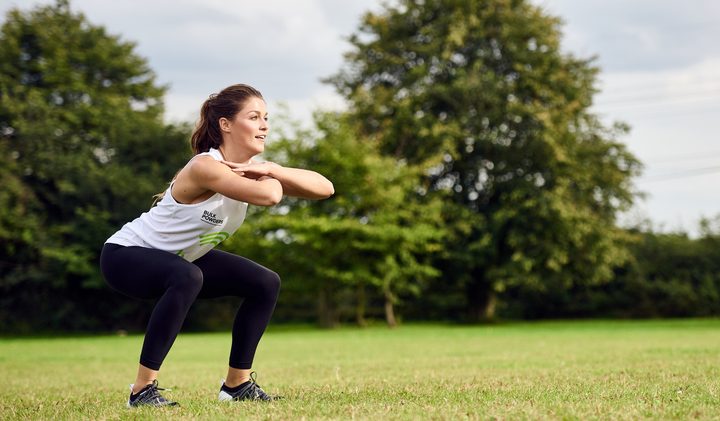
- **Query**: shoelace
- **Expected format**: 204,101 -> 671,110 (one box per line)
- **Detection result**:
246,372 -> 271,400
135,380 -> 172,403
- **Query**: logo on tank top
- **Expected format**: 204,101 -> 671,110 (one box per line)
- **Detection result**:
199,231 -> 230,247
201,210 -> 224,226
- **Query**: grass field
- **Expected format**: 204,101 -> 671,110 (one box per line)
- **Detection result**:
1,319 -> 719,420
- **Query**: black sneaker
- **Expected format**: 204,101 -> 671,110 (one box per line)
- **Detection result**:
218,372 -> 280,401
127,380 -> 178,408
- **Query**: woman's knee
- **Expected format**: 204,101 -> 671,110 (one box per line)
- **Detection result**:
259,270 -> 281,300
168,264 -> 204,296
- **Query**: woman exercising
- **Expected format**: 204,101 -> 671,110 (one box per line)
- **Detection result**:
100,84 -> 334,407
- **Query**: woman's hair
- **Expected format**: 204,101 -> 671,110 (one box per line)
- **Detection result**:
190,84 -> 264,155
153,84 -> 263,205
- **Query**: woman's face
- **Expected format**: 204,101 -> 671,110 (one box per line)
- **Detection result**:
222,96 -> 268,155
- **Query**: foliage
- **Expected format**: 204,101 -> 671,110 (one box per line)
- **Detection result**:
328,0 -> 642,320
224,112 -> 446,327
503,224 -> 720,319
627,228 -> 720,317
0,0 -> 716,332
0,0 -> 190,331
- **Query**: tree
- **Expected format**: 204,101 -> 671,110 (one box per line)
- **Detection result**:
329,0 -> 642,320
0,0 -> 190,331
629,221 -> 720,317
0,141 -> 43,292
225,111 -> 445,327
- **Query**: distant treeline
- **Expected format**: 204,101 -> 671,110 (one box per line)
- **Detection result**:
2,1 -> 718,333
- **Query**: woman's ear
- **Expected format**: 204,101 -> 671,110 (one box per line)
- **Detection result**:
219,117 -> 231,133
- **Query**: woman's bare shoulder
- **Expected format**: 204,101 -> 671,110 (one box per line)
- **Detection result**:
185,154 -> 225,180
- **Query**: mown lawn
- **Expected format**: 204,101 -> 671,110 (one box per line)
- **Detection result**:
1,319 -> 718,420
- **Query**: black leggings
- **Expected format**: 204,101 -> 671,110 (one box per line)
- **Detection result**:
99,243 -> 280,370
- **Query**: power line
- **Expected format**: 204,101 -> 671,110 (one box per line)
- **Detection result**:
590,80 -> 720,114
646,150 -> 720,165
597,81 -> 720,100
595,88 -> 720,106
605,105 -> 720,120
595,93 -> 720,112
638,165 -> 720,183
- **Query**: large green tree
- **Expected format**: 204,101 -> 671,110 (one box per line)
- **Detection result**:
225,111 -> 445,327
0,0 -> 189,331
329,0 -> 642,320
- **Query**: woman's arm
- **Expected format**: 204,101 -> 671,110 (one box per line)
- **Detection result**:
223,161 -> 334,200
187,156 -> 283,206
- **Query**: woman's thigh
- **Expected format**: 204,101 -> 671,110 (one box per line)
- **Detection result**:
193,249 -> 280,299
100,244 -> 201,300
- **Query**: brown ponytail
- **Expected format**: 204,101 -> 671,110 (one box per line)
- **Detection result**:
190,84 -> 264,155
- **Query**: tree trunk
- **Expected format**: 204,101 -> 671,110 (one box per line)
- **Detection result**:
355,283 -> 367,327
466,279 -> 497,322
384,289 -> 397,328
317,287 -> 339,328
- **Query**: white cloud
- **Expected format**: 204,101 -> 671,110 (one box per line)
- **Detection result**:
593,58 -> 720,234
271,86 -> 348,126
594,58 -> 720,155
537,0 -> 720,72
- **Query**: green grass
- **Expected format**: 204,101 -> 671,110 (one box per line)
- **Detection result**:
1,320 -> 719,420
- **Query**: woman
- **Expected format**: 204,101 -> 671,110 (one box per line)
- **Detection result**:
100,84 -> 334,407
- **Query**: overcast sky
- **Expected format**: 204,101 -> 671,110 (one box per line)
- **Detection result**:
2,0 -> 719,235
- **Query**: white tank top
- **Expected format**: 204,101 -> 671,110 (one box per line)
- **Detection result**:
105,148 -> 249,262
